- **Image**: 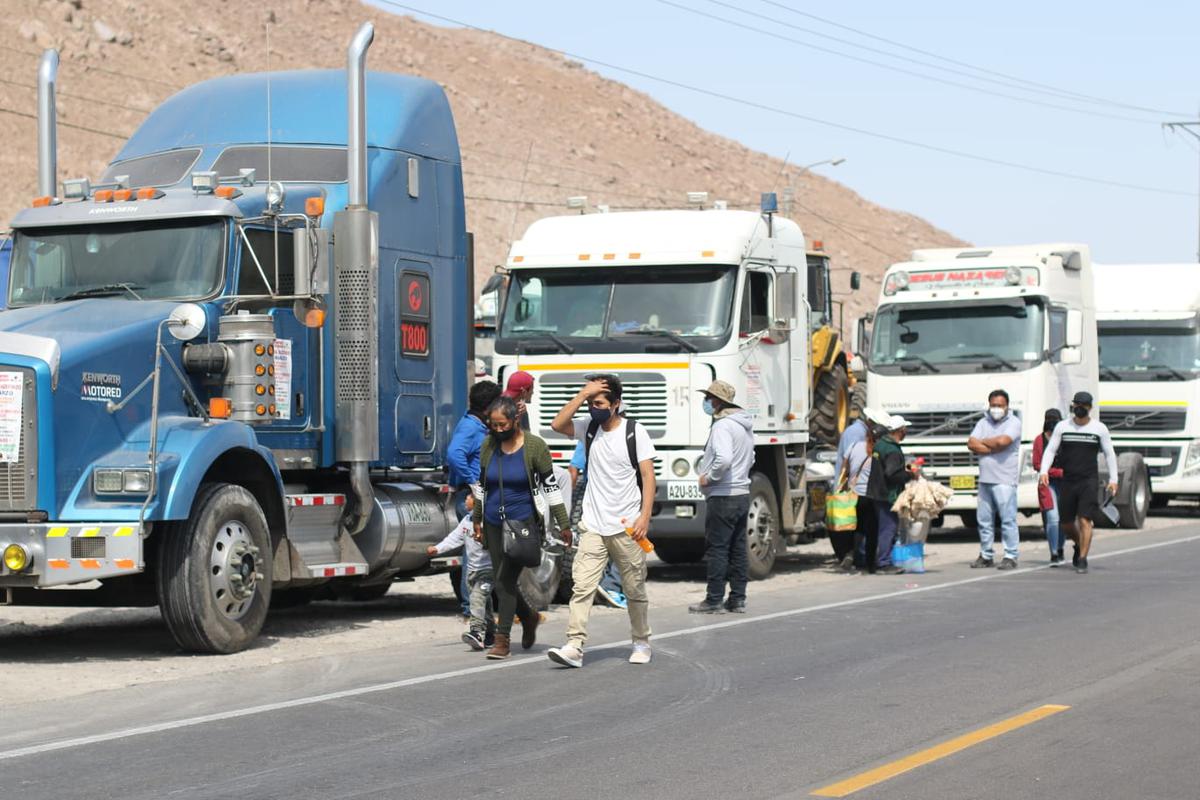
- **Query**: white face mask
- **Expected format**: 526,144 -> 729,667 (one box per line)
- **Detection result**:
988,405 -> 1007,421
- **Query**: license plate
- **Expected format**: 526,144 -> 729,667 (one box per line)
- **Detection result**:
949,475 -> 977,490
667,481 -> 704,501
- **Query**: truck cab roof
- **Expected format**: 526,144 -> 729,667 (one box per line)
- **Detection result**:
1094,262 -> 1200,319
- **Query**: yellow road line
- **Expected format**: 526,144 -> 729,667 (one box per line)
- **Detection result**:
1097,400 -> 1187,407
517,362 -> 689,371
811,704 -> 1070,797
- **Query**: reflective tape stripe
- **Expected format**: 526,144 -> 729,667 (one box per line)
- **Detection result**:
48,559 -> 69,569
78,528 -> 101,538
114,559 -> 136,569
47,527 -> 69,538
113,526 -> 136,537
79,559 -> 101,569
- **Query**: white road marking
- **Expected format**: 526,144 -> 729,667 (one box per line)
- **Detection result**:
1,532 -> 1196,762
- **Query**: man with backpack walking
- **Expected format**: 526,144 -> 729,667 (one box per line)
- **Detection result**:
547,374 -> 657,668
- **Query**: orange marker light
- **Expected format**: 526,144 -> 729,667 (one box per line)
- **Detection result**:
214,185 -> 240,199
255,384 -> 266,396
254,344 -> 265,356
304,307 -> 326,328
268,404 -> 277,416
305,196 -> 325,216
93,190 -> 114,202
255,404 -> 267,416
628,252 -> 641,259
578,254 -> 591,261
512,256 -> 525,263
114,188 -> 134,202
267,344 -> 274,356
255,364 -> 266,376
209,397 -> 232,419
136,187 -> 163,200
32,195 -> 54,207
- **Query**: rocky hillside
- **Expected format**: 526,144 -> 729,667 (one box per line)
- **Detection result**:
0,0 -> 965,323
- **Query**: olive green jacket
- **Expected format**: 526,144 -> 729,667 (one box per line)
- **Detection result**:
472,433 -> 570,531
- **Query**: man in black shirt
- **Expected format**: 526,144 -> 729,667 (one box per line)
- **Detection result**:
1038,392 -> 1118,574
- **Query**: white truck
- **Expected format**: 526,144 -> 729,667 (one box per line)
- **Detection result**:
1095,262 -> 1197,514
489,200 -> 829,578
863,244 -> 1148,528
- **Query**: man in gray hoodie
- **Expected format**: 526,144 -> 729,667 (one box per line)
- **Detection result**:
690,380 -> 756,614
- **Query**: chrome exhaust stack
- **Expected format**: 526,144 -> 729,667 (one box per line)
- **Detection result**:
37,49 -> 59,199
335,22 -> 380,535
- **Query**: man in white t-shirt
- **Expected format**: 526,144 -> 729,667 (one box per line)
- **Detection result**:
547,373 -> 656,668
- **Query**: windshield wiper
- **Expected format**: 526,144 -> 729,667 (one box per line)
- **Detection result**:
1146,364 -> 1188,381
621,328 -> 699,353
514,332 -> 575,355
895,355 -> 941,373
58,283 -> 144,302
1099,366 -> 1123,381
949,352 -> 1018,371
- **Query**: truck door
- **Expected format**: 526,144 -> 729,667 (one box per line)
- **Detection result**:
394,259 -> 436,455
739,267 -> 785,430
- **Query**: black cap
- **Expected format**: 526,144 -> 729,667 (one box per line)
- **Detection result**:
1072,391 -> 1093,406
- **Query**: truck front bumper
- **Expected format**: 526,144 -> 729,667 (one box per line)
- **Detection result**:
0,522 -> 143,587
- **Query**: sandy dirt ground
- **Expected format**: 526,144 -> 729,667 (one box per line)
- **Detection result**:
1,514 -> 1190,706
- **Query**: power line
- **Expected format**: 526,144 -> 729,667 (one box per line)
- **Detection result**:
461,145 -> 620,180
12,47 -> 181,90
0,105 -> 129,140
758,1 -> 1189,118
663,0 -> 1159,124
371,2 -> 1193,198
0,76 -> 154,115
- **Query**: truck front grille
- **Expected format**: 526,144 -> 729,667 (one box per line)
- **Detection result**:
535,372 -> 669,438
1114,446 -> 1181,477
0,368 -> 37,512
1100,409 -> 1186,433
901,410 -> 984,437
905,450 -> 979,469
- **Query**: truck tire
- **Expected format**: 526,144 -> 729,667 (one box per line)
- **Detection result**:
156,483 -> 273,654
849,382 -> 867,420
810,362 -> 849,446
1117,460 -> 1150,530
747,473 -> 781,580
518,548 -> 562,611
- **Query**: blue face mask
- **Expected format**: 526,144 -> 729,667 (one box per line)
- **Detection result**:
589,406 -> 612,425
702,398 -> 715,416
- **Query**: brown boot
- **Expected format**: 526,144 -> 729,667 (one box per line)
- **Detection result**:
486,633 -> 511,660
520,611 -> 540,650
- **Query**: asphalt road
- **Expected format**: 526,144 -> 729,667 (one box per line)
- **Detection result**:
3,524 -> 1198,800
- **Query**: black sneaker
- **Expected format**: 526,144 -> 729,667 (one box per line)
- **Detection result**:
878,565 -> 905,575
689,600 -> 726,614
1075,557 -> 1089,574
1072,546 -> 1080,568
970,556 -> 995,569
997,558 -> 1018,571
724,599 -> 746,614
461,630 -> 486,651
1050,554 -> 1063,567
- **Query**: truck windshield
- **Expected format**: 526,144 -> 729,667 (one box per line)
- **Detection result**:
496,265 -> 736,354
8,219 -> 225,307
1099,322 -> 1200,380
870,298 -> 1045,373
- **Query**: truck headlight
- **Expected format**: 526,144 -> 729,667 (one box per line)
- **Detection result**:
672,458 -> 691,478
94,468 -> 152,495
1184,440 -> 1200,476
3,543 -> 30,573
1019,449 -> 1037,483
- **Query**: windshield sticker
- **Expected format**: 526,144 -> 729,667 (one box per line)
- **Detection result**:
274,339 -> 292,420
0,372 -> 23,463
1023,352 -> 1038,360
81,372 -> 122,403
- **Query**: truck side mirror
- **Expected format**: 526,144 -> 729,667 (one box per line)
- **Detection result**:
772,270 -> 798,332
850,271 -> 861,291
481,273 -> 507,295
1066,309 -> 1083,347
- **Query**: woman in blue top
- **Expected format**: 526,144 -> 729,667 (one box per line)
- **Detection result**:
472,396 -> 571,659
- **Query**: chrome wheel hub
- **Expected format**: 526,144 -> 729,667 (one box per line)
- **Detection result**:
209,519 -> 263,620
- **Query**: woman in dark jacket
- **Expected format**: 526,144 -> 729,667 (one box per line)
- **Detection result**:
1033,408 -> 1065,564
472,396 -> 571,659
865,415 -> 915,574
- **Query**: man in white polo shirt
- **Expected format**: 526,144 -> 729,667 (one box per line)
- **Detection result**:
967,389 -> 1024,569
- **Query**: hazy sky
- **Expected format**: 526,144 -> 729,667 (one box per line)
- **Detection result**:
370,0 -> 1200,264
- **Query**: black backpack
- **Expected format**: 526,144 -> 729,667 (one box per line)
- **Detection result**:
584,416 -> 644,494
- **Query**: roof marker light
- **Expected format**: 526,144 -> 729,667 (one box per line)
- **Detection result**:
31,195 -> 57,207
136,187 -> 164,200
93,189 -> 114,203
214,185 -> 242,200
113,188 -> 133,202
305,196 -> 325,217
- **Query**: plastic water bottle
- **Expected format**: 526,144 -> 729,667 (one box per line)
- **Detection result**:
621,517 -> 655,553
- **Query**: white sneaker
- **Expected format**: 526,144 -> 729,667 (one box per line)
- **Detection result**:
547,644 -> 583,668
628,640 -> 652,664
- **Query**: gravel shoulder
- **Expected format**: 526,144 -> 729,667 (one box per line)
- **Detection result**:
1,514 -> 1188,706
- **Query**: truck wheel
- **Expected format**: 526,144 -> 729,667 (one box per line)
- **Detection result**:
747,473 -> 781,580
849,382 -> 867,420
1118,463 -> 1150,529
809,362 -> 849,446
518,548 -> 562,611
156,483 -> 273,654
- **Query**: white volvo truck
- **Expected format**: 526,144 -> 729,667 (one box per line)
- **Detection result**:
489,201 -> 830,578
1095,262 -> 1198,513
864,244 -> 1147,528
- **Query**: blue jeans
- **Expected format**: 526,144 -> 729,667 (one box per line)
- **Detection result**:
454,488 -> 471,615
875,503 -> 899,568
600,561 -> 624,595
978,482 -> 1019,561
1042,482 -> 1062,556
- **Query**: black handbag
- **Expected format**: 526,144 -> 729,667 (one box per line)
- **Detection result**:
496,449 -> 543,568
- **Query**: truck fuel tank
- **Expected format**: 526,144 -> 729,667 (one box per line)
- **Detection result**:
356,482 -> 457,573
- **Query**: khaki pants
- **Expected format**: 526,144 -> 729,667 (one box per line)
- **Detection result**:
566,524 -> 651,649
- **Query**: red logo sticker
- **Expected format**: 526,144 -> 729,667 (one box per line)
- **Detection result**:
407,279 -> 423,313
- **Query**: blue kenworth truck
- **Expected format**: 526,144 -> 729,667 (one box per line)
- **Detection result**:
0,25 -> 519,653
